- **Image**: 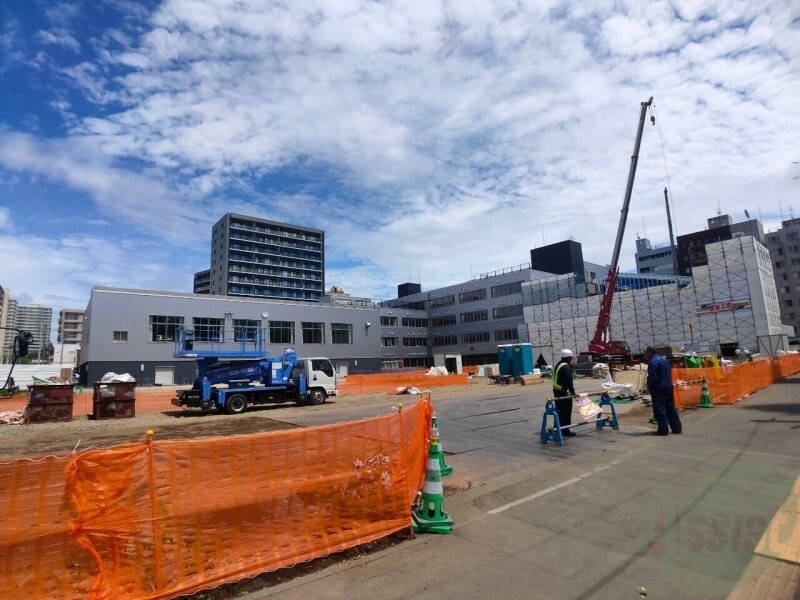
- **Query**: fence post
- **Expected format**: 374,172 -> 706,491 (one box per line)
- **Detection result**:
145,429 -> 164,592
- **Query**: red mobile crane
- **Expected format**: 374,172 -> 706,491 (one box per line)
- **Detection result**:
582,96 -> 654,362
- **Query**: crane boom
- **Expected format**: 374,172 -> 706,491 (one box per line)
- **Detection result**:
587,96 -> 653,359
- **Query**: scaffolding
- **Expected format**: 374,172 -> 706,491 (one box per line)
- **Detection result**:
520,237 -> 783,361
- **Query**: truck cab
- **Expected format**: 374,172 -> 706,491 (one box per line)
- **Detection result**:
293,357 -> 338,405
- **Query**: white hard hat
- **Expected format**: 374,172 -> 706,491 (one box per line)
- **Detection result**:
560,349 -> 573,358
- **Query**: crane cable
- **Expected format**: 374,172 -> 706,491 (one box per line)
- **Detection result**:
649,102 -> 679,236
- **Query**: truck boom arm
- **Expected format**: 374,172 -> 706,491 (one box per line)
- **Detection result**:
589,97 -> 653,352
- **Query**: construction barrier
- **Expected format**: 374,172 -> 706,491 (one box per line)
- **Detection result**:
337,371 -> 469,396
0,396 -> 433,600
673,353 -> 800,408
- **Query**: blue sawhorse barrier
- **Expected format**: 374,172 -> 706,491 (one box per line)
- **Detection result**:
540,393 -> 620,445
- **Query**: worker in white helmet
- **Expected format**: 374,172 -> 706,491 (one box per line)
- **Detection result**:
552,349 -> 577,436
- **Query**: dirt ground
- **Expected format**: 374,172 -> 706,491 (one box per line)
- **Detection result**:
0,378 -> 505,459
0,377 -> 656,460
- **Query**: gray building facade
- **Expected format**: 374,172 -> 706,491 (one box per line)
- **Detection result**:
766,217 -> 800,341
634,237 -> 676,275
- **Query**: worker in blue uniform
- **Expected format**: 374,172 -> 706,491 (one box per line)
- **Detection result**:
552,349 -> 577,437
644,346 -> 683,436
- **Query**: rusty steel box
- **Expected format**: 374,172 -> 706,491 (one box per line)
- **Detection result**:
25,384 -> 75,423
91,382 -> 136,420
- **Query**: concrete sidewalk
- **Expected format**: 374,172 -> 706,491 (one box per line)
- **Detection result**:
244,378 -> 800,600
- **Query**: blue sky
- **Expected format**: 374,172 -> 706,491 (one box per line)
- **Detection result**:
1,0 -> 798,342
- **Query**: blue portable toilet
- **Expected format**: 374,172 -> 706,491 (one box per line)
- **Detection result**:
497,344 -> 514,375
511,343 -> 535,376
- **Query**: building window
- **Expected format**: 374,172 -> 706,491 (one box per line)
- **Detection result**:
149,315 -> 184,342
787,300 -> 794,307
302,322 -> 325,344
113,331 -> 128,343
432,335 -> 458,346
403,337 -> 428,347
233,319 -> 260,342
491,281 -> 522,297
429,295 -> 455,308
492,305 -> 524,319
768,235 -> 780,244
381,316 -> 398,326
430,315 -> 456,327
494,329 -> 519,342
193,317 -> 224,342
459,289 -> 486,303
269,320 -> 295,344
381,337 -> 398,347
462,332 -> 490,344
461,310 -> 489,323
402,317 -> 428,327
331,323 -> 353,344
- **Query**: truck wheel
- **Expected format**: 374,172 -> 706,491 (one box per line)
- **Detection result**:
225,394 -> 248,415
307,388 -> 327,405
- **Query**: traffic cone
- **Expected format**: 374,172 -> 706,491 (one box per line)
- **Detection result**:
412,429 -> 454,534
431,413 -> 453,476
699,377 -> 714,408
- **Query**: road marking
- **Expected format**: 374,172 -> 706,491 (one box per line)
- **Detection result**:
488,461 -> 620,515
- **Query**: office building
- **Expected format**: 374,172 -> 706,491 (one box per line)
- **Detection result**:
634,237 -> 676,275
3,303 -> 52,360
766,217 -> 800,340
676,214 -> 764,277
198,213 -> 325,301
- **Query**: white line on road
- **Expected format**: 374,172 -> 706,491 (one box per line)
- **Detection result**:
488,460 -> 622,515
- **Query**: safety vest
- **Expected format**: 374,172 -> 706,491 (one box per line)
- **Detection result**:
552,361 -> 569,391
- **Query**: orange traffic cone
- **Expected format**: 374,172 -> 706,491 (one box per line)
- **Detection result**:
412,428 -> 453,534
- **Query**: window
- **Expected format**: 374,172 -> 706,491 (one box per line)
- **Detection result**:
403,337 -> 428,347
311,359 -> 334,377
432,335 -> 458,346
777,248 -> 784,255
430,295 -> 455,308
430,315 -> 456,327
462,331 -> 490,344
149,315 -> 184,342
113,331 -> 128,343
193,317 -> 224,342
270,320 -> 295,344
787,300 -> 794,307
491,281 -> 522,297
494,329 -> 519,342
331,323 -> 353,344
492,305 -> 524,319
380,316 -> 398,326
302,322 -> 325,344
461,310 -> 488,323
381,337 -> 398,347
402,317 -> 428,327
768,235 -> 781,244
775,261 -> 784,269
233,319 -> 260,342
459,289 -> 486,303
788,232 -> 799,240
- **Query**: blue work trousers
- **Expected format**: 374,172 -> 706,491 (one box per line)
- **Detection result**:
651,388 -> 682,434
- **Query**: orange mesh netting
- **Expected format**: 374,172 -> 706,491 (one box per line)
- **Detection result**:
673,353 -> 800,408
0,396 -> 433,600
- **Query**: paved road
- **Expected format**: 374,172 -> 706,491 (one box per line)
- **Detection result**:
248,376 -> 800,600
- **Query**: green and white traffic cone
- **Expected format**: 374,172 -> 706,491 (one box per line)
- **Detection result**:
412,429 -> 454,534
699,377 -> 714,408
431,413 -> 453,476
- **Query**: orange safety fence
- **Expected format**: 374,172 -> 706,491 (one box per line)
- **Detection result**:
673,353 -> 800,408
0,395 -> 433,600
338,372 -> 469,396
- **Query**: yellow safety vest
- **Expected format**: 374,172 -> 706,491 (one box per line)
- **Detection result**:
552,361 -> 569,391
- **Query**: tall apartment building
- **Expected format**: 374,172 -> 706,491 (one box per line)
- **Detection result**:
634,237 -> 676,275
195,214 -> 325,302
58,309 -> 86,344
766,217 -> 800,339
676,214 -> 764,277
2,302 -> 52,360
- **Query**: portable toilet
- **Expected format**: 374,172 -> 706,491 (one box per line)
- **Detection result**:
497,345 -> 514,376
511,343 -> 534,376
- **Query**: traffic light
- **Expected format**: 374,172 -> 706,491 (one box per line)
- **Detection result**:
13,331 -> 33,359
